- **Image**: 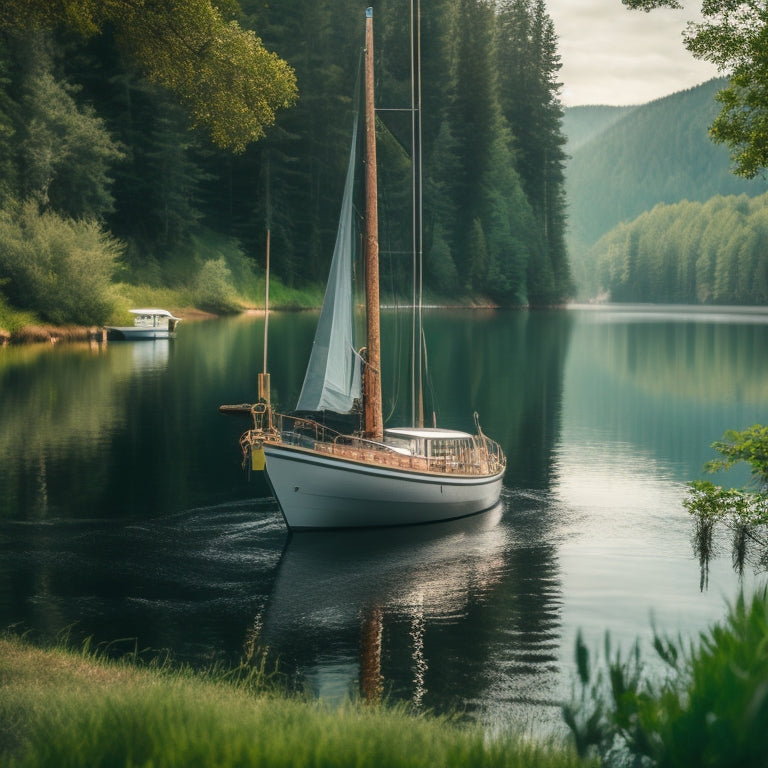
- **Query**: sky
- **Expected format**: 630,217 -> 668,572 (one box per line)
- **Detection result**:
546,0 -> 721,107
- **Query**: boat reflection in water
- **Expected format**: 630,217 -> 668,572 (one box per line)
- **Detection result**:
258,503 -> 506,707
129,339 -> 172,372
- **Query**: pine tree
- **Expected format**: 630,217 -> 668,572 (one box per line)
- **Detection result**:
0,41 -> 17,207
496,0 -> 569,304
17,33 -> 123,221
0,0 -> 574,308
449,0 -> 499,290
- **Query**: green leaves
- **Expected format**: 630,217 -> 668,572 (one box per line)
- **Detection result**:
620,1 -> 768,177
116,5 -> 298,153
685,425 -> 768,578
683,2 -> 768,178
706,424 -> 768,483
564,591 -> 768,767
561,632 -> 607,759
684,424 -> 768,530
0,201 -> 121,325
563,630 -> 664,764
1,0 -> 298,153
622,0 -> 683,9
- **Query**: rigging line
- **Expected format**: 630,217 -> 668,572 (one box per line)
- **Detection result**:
410,0 -> 417,426
416,0 -> 424,426
381,218 -> 402,425
410,0 -> 424,428
373,113 -> 405,425
421,325 -> 438,425
376,165 -> 402,424
355,38 -> 365,104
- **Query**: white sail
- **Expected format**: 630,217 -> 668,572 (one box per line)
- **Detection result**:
296,113 -> 361,413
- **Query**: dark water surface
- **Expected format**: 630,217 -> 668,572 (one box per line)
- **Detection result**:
1,305 -> 766,733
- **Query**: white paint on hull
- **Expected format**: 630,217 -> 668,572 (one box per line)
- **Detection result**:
263,444 -> 504,530
105,327 -> 176,340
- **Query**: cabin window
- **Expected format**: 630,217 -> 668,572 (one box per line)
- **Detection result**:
383,436 -> 415,455
135,314 -> 168,328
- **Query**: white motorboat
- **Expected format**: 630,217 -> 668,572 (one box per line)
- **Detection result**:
105,309 -> 181,340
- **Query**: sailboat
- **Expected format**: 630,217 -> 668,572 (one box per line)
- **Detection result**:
230,6 -> 505,530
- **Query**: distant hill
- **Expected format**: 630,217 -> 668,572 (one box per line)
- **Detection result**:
563,79 -> 768,298
562,105 -> 636,155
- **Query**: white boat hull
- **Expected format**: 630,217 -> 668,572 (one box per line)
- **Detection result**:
262,443 -> 504,530
106,309 -> 180,340
105,327 -> 176,340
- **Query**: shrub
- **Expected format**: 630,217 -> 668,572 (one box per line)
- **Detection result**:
684,425 -> 768,575
563,589 -> 768,767
0,293 -> 38,333
0,201 -> 122,324
193,256 -> 241,313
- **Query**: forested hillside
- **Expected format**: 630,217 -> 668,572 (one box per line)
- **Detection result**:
565,79 -> 768,299
593,193 -> 768,304
0,0 -> 571,328
561,104 -> 635,155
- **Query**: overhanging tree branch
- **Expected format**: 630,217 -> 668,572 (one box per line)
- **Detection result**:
0,0 -> 298,153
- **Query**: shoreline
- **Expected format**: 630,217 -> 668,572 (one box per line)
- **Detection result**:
0,300 -> 513,346
8,301 -> 761,346
0,307 -> 221,346
1,324 -> 104,346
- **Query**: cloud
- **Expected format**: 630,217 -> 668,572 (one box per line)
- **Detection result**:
546,0 -> 720,105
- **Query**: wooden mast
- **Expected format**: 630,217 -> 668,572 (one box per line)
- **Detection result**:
363,7 -> 383,441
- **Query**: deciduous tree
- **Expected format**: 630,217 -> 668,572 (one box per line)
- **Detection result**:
0,0 -> 297,153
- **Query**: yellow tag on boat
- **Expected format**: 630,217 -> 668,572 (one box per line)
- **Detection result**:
252,447 -> 266,471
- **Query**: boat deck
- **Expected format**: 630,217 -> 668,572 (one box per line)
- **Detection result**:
240,408 -> 505,479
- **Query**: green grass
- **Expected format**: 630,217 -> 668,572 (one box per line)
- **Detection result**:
258,276 -> 325,310
5,591 -> 768,767
0,635 -> 584,768
111,283 -> 198,322
0,295 -> 38,335
112,276 -> 324,319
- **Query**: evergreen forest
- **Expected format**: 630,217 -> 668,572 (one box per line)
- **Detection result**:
0,0 -> 571,328
593,193 -> 768,305
561,104 -> 634,155
565,79 -> 768,302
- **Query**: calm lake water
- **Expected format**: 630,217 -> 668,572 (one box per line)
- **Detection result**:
1,305 -> 766,734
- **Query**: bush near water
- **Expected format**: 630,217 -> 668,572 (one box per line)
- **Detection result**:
564,589 -> 768,768
0,219 -> 325,340
2,590 -> 768,767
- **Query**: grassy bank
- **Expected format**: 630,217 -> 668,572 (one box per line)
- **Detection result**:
0,225 -> 328,343
0,278 -> 325,344
0,635 -> 583,768
0,219 -> 507,344
3,597 -> 768,766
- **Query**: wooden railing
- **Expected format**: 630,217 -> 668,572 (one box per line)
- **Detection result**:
245,406 -> 506,477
